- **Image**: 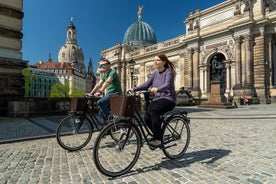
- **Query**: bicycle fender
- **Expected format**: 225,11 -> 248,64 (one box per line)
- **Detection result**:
164,111 -> 189,123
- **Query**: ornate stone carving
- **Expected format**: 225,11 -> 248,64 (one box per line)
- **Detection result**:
234,5 -> 241,16
188,20 -> 194,31
221,44 -> 234,61
193,19 -> 200,29
243,0 -> 251,12
264,0 -> 276,13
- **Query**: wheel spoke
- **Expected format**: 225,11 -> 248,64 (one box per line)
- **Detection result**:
162,116 -> 190,159
56,115 -> 93,151
93,120 -> 141,177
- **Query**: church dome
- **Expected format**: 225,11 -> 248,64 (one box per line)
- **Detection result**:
58,44 -> 84,63
58,19 -> 84,65
57,19 -> 85,74
123,20 -> 157,47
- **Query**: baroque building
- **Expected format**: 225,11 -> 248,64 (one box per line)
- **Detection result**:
0,0 -> 27,115
100,0 -> 276,104
35,19 -> 95,94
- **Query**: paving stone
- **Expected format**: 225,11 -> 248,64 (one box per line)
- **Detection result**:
0,104 -> 276,183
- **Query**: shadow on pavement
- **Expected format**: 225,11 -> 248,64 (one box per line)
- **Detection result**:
115,148 -> 231,179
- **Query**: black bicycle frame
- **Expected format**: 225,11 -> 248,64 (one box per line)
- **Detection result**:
73,97 -> 103,132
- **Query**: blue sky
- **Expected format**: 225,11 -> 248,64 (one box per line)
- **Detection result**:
22,0 -> 225,70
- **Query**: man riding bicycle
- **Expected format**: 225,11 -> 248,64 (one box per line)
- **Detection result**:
87,59 -> 122,125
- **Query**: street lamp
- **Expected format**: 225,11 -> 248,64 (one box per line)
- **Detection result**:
128,58 -> 135,88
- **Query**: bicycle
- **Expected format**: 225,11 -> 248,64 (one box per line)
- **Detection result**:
56,96 -> 104,151
93,91 -> 191,177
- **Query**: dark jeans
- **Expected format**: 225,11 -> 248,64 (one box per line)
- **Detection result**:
97,92 -> 119,121
144,98 -> 175,140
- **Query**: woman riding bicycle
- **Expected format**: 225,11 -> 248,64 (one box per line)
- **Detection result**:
130,53 -> 176,148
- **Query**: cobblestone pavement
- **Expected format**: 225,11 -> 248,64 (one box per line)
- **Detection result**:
0,104 -> 276,183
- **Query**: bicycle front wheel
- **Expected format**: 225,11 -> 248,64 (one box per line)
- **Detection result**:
162,116 -> 190,159
93,120 -> 141,177
56,115 -> 93,151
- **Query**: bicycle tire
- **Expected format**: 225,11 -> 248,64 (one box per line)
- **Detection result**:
56,115 -> 93,151
93,120 -> 142,177
162,116 -> 190,159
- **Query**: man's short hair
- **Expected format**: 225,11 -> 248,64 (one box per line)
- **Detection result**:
100,59 -> 110,64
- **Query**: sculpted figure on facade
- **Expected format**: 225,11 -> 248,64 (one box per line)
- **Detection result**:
234,5 -> 241,15
194,19 -> 199,29
265,0 -> 276,13
188,20 -> 194,31
221,44 -> 234,61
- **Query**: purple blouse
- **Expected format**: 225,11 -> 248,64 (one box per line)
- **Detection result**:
133,68 -> 176,103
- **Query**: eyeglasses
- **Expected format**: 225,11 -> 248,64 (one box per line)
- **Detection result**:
100,63 -> 108,68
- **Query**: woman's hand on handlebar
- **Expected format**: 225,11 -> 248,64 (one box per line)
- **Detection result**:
127,89 -> 134,95
150,87 -> 158,94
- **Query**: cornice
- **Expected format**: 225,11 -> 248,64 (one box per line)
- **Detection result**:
0,6 -> 24,19
0,27 -> 23,39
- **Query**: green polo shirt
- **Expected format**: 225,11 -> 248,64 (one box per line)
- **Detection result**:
102,69 -> 122,94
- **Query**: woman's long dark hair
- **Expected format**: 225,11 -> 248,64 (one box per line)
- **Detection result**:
157,53 -> 176,76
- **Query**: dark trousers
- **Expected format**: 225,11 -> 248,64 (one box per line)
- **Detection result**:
144,98 -> 175,140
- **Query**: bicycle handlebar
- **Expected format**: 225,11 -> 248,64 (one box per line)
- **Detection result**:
127,90 -> 150,96
85,94 -> 101,100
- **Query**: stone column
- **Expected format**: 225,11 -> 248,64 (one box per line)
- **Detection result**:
178,54 -> 185,87
188,48 -> 194,88
245,34 -> 252,87
140,62 -> 146,84
267,34 -> 272,89
225,62 -> 231,94
193,47 -> 200,90
120,60 -> 127,92
199,66 -> 204,92
200,66 -> 208,95
234,36 -> 242,88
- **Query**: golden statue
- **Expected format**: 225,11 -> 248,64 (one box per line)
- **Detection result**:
137,5 -> 143,21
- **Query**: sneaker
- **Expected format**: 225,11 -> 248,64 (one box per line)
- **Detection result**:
148,139 -> 161,149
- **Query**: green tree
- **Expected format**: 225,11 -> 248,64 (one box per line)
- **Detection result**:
50,82 -> 70,98
22,67 -> 34,97
71,88 -> 85,97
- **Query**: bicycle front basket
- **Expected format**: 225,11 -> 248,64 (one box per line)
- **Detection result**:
70,97 -> 87,112
110,95 -> 136,117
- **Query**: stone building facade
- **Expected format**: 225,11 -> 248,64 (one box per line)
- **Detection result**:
0,0 -> 27,115
100,0 -> 276,104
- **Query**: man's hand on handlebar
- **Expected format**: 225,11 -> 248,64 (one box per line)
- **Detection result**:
86,92 -> 102,98
93,92 -> 102,97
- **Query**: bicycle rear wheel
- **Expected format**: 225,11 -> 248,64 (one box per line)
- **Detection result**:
93,120 -> 141,177
162,116 -> 190,159
56,115 -> 92,151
